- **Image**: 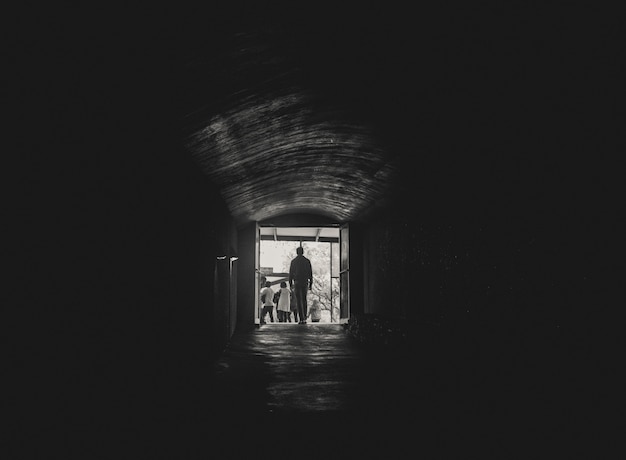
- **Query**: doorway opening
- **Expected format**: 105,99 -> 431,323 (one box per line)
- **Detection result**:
255,225 -> 349,324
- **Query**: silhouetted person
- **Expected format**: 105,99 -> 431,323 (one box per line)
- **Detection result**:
260,280 -> 275,324
289,246 -> 312,324
276,281 -> 292,322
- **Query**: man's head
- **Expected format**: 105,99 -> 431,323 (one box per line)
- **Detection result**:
265,281 -> 271,287
296,247 -> 304,255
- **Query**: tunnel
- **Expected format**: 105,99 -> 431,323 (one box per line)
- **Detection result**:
11,2 -> 623,458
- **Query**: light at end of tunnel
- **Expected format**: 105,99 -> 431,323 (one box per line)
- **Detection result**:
216,255 -> 227,260
230,256 -> 239,262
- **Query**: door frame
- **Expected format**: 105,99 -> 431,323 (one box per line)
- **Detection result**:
255,223 -> 348,324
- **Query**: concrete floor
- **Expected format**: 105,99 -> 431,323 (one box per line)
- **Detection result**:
210,322 -> 419,457
207,323 -> 572,458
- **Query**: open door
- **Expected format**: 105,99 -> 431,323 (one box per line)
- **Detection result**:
339,223 -> 350,322
254,222 -> 261,324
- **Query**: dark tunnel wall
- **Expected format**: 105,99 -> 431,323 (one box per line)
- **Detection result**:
353,158 -> 622,436
364,211 -> 571,327
19,140 -> 237,434
12,20 -> 240,439
357,119 -> 623,357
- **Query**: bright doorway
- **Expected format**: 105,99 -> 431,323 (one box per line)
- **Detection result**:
255,225 -> 349,324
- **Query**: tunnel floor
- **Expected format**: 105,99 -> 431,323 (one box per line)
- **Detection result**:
205,322 -> 580,458
209,323 -> 425,457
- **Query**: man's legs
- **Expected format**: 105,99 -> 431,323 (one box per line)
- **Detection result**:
301,288 -> 308,319
294,282 -> 307,323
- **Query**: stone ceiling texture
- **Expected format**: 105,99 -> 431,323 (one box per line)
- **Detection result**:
180,17 -> 402,225
174,3 -> 600,226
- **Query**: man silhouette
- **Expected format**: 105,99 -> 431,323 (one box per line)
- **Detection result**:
289,246 -> 313,324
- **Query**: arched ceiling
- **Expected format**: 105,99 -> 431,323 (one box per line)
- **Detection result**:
183,82 -> 394,224
180,17 -> 401,226
176,3 -> 572,226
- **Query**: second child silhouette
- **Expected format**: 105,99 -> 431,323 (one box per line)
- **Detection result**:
276,281 -> 292,322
